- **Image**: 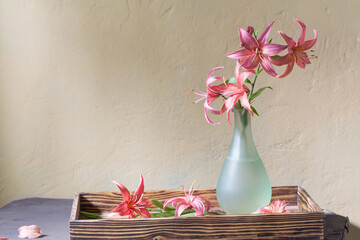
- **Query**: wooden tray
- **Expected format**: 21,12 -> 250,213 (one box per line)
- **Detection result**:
69,186 -> 349,239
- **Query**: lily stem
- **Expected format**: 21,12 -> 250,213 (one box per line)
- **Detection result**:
250,65 -> 262,96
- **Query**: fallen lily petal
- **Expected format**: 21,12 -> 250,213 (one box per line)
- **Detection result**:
253,200 -> 293,214
163,180 -> 211,217
109,174 -> 153,218
18,225 -> 42,239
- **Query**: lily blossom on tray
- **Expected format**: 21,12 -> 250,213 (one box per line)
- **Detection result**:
253,200 -> 293,214
18,225 -> 42,239
109,174 -> 153,218
163,180 -> 211,216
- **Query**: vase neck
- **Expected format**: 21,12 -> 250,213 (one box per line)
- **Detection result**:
227,109 -> 260,161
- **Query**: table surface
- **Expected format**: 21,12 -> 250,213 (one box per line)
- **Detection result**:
0,198 -> 72,239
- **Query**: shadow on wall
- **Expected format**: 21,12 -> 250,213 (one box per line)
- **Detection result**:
348,224 -> 360,240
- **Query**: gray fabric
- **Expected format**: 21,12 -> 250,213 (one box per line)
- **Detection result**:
0,198 -> 72,239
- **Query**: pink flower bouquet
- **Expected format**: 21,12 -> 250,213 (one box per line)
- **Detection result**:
188,19 -> 317,124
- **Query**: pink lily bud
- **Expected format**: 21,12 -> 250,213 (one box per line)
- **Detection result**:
246,26 -> 254,35
18,225 -> 42,239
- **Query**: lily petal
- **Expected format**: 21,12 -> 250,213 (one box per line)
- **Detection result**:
276,55 -> 295,78
136,198 -> 153,208
241,55 -> 261,70
269,53 -> 292,66
109,201 -> 128,215
295,51 -> 310,69
195,196 -> 211,212
301,30 -> 318,50
133,207 -> 152,218
295,19 -> 306,44
260,57 -> 277,77
239,93 -> 253,116
227,49 -> 253,59
112,180 -> 131,202
207,67 -> 224,81
278,31 -> 296,48
190,200 -> 205,216
258,21 -> 274,45
132,174 -> 145,203
204,108 -> 220,125
221,95 -> 241,125
239,28 -> 259,50
236,70 -> 256,86
163,197 -> 187,211
175,203 -> 190,217
18,225 -> 42,239
261,43 -> 287,56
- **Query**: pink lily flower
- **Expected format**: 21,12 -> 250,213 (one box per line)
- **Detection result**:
271,19 -> 318,78
109,175 -> 153,218
227,22 -> 287,76
18,225 -> 42,239
253,200 -> 293,214
220,64 -> 256,125
187,67 -> 226,125
163,180 -> 211,217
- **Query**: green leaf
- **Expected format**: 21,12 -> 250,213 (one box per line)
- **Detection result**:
257,68 -> 263,74
244,78 -> 251,84
254,27 -> 261,39
152,199 -> 175,211
152,199 -> 163,208
150,211 -> 173,218
271,55 -> 281,59
268,38 -> 273,44
249,86 -> 273,102
225,77 -> 236,84
80,211 -> 101,219
251,106 -> 259,116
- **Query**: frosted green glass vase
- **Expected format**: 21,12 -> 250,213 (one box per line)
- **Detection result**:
216,109 -> 272,214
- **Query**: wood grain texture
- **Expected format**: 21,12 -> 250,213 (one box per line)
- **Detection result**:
78,186 -> 300,214
70,213 -> 324,239
70,193 -> 80,221
298,186 -> 322,212
69,186 -> 348,240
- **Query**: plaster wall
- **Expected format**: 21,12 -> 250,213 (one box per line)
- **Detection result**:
0,0 -> 359,236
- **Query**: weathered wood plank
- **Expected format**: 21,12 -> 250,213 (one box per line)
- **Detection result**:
70,213 -> 324,239
324,211 -> 350,240
70,193 -> 80,221
298,186 -> 322,212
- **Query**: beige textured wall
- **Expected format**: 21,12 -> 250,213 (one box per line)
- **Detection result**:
1,0 -> 359,235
